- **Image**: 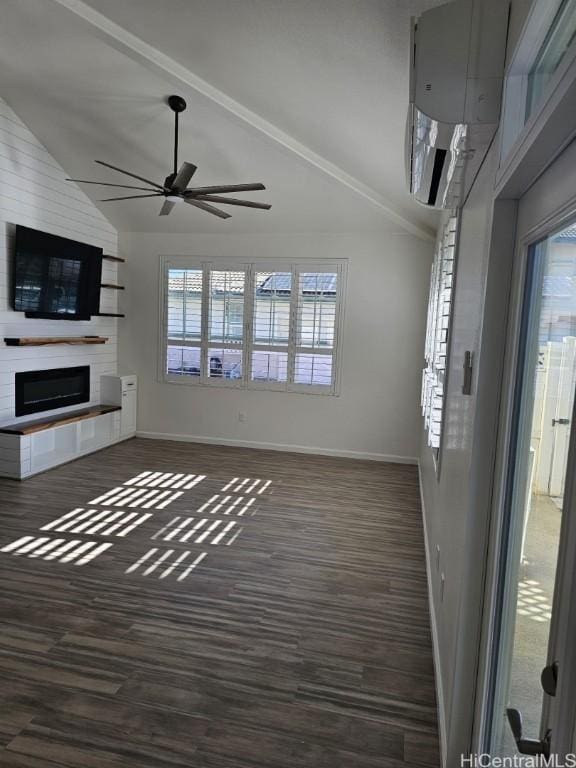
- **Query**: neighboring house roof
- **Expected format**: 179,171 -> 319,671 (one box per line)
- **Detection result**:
168,270 -> 246,294
257,273 -> 337,295
168,270 -> 337,295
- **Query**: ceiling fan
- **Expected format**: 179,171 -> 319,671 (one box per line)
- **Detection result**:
66,95 -> 271,219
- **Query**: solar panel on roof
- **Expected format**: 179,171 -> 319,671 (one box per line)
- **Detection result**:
257,272 -> 337,294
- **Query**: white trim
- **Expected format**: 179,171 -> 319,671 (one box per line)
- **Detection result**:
135,431 -> 418,465
52,0 -> 435,241
418,463 -> 448,768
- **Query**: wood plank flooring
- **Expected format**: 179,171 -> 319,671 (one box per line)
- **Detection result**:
0,438 -> 439,767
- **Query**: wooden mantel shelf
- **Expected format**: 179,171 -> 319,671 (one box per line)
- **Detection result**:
0,405 -> 121,436
4,336 -> 109,347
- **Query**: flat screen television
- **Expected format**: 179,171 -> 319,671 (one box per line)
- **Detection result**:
12,226 -> 102,320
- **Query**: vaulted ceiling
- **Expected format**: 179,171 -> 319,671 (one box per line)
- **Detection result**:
0,0 -> 443,237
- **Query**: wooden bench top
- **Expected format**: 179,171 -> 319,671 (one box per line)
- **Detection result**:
0,405 -> 121,436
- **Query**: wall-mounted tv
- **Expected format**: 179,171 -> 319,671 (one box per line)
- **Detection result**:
11,226 -> 102,320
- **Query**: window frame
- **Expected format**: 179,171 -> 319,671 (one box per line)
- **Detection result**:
497,0 -> 576,187
159,256 -> 346,396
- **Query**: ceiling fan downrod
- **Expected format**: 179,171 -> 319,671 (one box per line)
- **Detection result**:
167,94 -> 187,187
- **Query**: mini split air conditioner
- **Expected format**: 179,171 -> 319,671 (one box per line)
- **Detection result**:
406,0 -> 509,209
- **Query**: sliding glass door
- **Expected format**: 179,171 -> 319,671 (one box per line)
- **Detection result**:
485,217 -> 576,761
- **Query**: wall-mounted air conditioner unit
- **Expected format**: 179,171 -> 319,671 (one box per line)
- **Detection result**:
406,0 -> 509,209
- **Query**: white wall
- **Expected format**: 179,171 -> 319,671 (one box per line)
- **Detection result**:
418,3 -> 536,762
119,231 -> 433,462
0,97 -> 118,426
419,142 -> 501,761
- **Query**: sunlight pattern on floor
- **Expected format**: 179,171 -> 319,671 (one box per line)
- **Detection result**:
123,471 -> 206,489
0,470 -> 271,582
41,508 -> 152,537
195,494 -> 256,516
517,579 -> 552,622
125,548 -> 207,581
89,486 -> 184,509
0,536 -> 112,565
221,477 -> 271,494
151,516 -> 242,545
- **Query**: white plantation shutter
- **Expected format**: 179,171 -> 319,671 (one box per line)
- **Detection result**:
207,270 -> 245,381
422,213 -> 458,451
166,268 -> 203,378
294,272 -> 337,387
163,259 -> 345,393
251,271 -> 291,384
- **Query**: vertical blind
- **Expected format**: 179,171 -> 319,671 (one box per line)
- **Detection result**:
164,262 -> 343,393
421,214 -> 458,450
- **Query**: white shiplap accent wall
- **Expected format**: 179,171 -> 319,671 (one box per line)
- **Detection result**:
0,97 -> 119,426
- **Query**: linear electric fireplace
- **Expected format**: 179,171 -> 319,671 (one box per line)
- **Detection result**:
15,366 -> 90,417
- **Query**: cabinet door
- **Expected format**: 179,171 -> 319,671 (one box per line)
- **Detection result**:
78,414 -> 113,453
121,391 -> 137,436
31,424 -> 77,472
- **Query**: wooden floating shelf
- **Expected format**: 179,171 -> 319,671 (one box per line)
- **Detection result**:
4,336 -> 109,347
101,283 -> 125,290
102,254 -> 125,263
95,312 -> 125,318
0,405 -> 121,436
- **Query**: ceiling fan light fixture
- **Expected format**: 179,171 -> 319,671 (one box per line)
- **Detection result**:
165,194 -> 184,204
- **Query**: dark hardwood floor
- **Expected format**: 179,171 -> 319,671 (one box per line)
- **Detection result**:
0,438 -> 439,767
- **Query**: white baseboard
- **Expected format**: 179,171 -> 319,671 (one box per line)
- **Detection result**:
135,430 -> 418,465
418,464 -> 448,767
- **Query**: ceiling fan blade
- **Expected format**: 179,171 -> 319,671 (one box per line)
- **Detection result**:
194,195 -> 271,210
95,160 -> 166,191
159,200 -> 176,216
171,162 -> 198,192
185,198 -> 231,219
185,183 -> 266,196
66,179 -> 157,191
100,193 -> 164,202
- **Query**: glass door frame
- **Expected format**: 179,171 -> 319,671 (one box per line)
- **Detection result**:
475,200 -> 576,759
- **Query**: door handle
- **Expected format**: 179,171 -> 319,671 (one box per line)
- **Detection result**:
462,350 -> 473,395
541,661 -> 558,697
506,708 -> 551,757
552,418 -> 570,426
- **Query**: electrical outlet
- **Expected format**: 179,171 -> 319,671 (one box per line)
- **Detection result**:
238,411 -> 246,423
440,573 -> 446,603
436,544 -> 441,571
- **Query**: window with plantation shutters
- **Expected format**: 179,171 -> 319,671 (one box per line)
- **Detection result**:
252,271 -> 291,385
421,213 -> 459,454
162,259 -> 345,393
166,268 -> 203,378
208,270 -> 245,381
294,272 -> 337,387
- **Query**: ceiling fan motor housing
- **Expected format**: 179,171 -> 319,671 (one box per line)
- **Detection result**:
164,173 -> 177,189
167,95 -> 187,113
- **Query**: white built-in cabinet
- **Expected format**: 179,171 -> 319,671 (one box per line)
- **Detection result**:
101,375 -> 137,438
0,375 -> 137,480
